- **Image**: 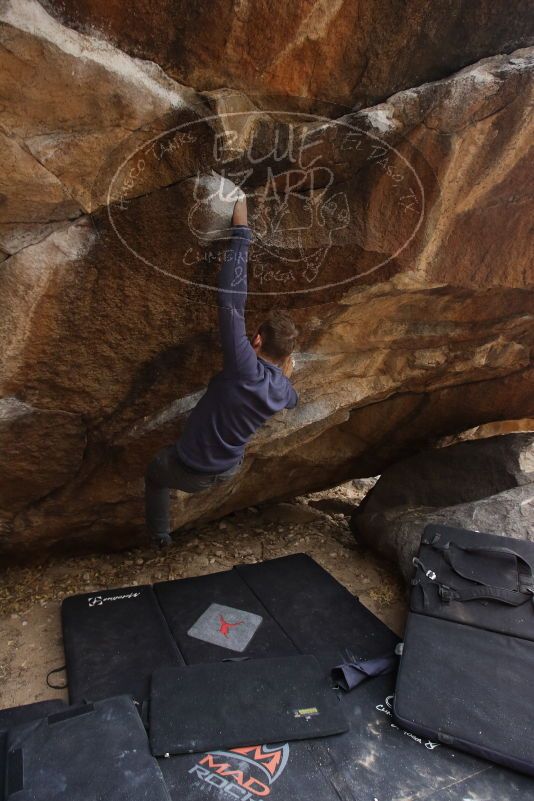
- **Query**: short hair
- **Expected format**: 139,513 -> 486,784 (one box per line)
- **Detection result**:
257,311 -> 298,362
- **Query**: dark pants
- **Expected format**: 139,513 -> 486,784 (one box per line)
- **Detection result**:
145,444 -> 242,538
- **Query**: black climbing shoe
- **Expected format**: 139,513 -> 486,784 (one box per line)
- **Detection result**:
151,533 -> 173,549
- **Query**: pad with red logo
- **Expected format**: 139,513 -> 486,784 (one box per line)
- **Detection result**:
187,603 -> 262,652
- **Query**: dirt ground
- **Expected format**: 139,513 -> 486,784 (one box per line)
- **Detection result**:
0,483 -> 406,711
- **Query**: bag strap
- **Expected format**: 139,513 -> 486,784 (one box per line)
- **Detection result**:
425,536 -> 534,594
438,583 -> 533,606
412,556 -> 534,608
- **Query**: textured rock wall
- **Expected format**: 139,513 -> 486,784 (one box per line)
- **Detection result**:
42,0 -> 534,110
0,0 -> 533,556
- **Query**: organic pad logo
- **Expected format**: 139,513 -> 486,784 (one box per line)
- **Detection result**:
87,592 -> 140,607
189,744 -> 290,797
187,602 -> 262,652
218,614 -> 244,638
106,108 -> 425,298
376,695 -> 439,750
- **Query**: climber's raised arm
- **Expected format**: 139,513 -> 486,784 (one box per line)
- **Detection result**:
217,195 -> 257,376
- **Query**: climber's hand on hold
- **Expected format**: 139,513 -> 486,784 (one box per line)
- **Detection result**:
282,355 -> 295,378
232,191 -> 248,226
190,172 -> 247,242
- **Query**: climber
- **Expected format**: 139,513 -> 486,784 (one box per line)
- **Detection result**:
145,192 -> 299,546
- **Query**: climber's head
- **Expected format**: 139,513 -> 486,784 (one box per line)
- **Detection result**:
252,310 -> 298,367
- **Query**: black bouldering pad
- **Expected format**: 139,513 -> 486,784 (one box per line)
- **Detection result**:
157,673 -> 534,800
158,739 -> 341,801
395,611 -> 534,776
4,696 -> 171,801
61,555 -> 397,702
150,655 -> 348,756
0,700 -> 66,733
236,553 -> 399,668
154,569 -> 297,662
62,584 -> 184,704
317,672 -> 534,800
1,700 -> 66,801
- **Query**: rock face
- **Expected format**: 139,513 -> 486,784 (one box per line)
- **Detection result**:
351,433 -> 534,581
357,433 -> 534,511
43,0 -> 534,110
0,0 -> 533,557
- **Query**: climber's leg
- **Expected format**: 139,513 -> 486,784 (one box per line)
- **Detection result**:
144,444 -> 229,544
145,445 -> 177,545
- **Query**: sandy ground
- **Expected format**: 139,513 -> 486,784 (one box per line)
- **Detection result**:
0,484 -> 406,711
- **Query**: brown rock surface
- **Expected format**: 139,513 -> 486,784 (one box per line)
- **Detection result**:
0,398 -> 86,515
42,0 -> 534,110
356,432 -> 534,512
354,484 -> 534,583
350,433 -> 534,580
0,1 -> 533,557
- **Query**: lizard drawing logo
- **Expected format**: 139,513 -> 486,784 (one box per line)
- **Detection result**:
219,614 -> 244,638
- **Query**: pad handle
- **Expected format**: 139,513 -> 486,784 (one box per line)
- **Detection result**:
429,539 -> 534,592
438,583 -> 533,606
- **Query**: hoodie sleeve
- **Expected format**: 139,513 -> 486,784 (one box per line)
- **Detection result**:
217,225 -> 257,377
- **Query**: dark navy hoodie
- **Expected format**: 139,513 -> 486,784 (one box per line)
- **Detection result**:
176,225 -> 298,473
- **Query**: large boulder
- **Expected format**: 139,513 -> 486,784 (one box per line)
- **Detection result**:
42,0 -> 534,110
0,0 -> 533,556
351,433 -> 534,581
357,432 -> 534,512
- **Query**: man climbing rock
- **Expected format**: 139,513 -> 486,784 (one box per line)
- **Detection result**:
145,192 -> 299,545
